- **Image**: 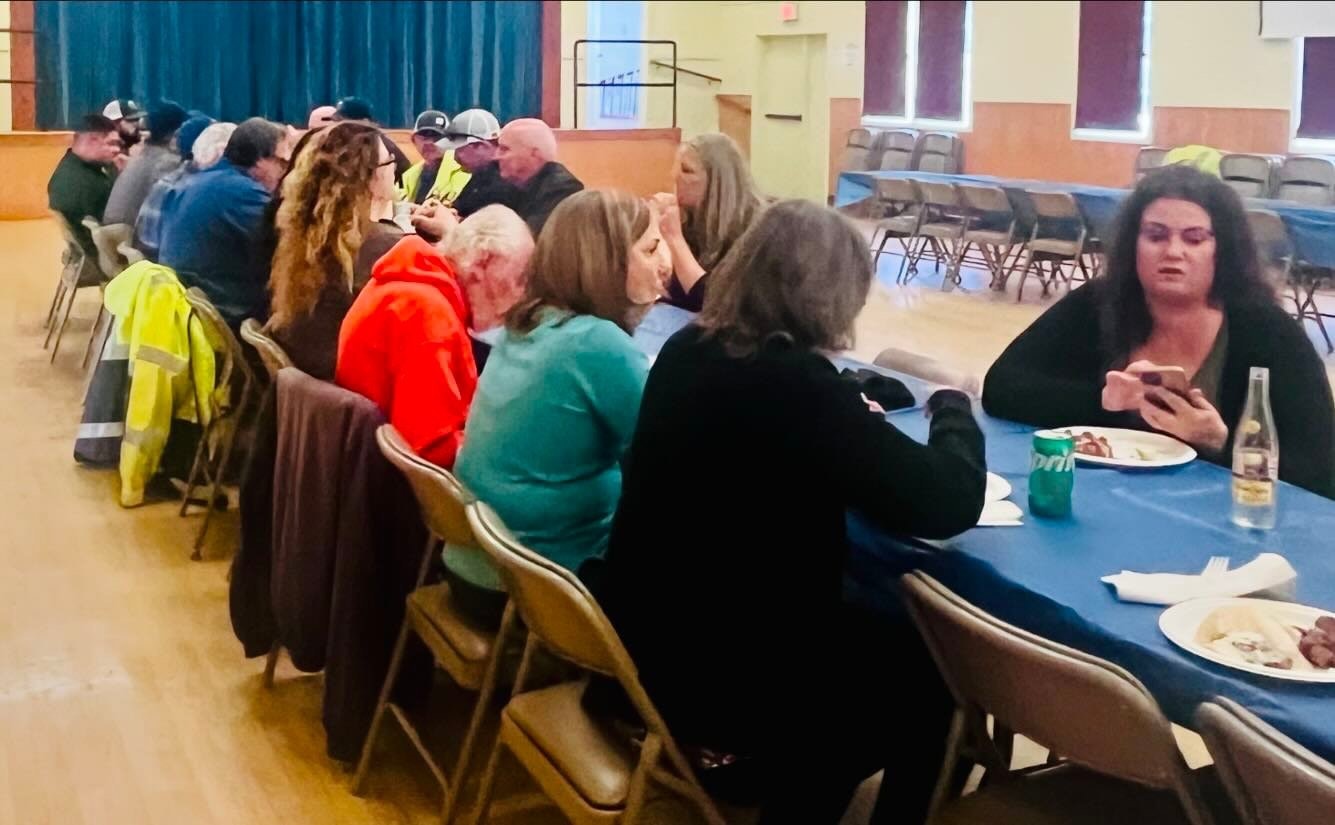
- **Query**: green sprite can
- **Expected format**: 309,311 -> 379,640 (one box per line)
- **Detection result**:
1029,429 -> 1075,518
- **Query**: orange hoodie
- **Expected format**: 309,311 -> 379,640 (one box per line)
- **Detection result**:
335,235 -> 478,468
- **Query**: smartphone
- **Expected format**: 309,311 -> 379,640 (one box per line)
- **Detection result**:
1138,366 -> 1190,396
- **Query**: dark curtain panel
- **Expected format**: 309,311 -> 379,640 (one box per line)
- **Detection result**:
1299,37 -> 1335,139
35,0 -> 543,129
1074,0 -> 1145,131
915,0 -> 966,121
864,0 -> 908,117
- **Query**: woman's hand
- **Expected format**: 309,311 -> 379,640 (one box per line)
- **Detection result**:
1139,387 -> 1229,453
1103,360 -> 1167,412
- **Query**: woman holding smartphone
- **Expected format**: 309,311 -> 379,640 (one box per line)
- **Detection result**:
983,165 -> 1334,497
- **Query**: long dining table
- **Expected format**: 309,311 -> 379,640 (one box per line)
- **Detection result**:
633,303 -> 1335,763
835,169 -> 1335,270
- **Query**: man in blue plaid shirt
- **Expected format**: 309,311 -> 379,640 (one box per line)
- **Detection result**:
133,117 -> 225,261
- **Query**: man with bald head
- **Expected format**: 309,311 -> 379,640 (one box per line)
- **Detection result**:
494,118 -> 583,235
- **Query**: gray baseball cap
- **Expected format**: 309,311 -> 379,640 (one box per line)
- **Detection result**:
435,109 -> 501,150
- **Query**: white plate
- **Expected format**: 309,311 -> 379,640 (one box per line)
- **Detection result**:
1159,597 -> 1335,683
986,472 -> 1012,503
1057,426 -> 1197,468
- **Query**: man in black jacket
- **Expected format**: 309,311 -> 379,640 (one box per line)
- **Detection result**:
48,114 -> 122,256
441,108 -> 521,221
494,118 -> 584,236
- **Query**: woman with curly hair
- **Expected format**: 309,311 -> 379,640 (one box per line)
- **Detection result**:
265,121 -> 400,379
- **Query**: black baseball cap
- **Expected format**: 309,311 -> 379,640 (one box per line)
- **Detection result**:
333,96 -> 374,122
413,110 -> 449,137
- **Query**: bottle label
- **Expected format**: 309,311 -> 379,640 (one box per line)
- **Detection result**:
1233,476 -> 1275,506
1030,453 -> 1076,473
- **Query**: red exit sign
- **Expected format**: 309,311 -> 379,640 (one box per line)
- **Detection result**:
779,2 -> 799,22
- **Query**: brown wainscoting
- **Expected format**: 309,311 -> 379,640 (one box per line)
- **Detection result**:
829,97 -> 863,197
1153,107 -> 1290,155
716,94 -> 752,159
554,127 -> 681,195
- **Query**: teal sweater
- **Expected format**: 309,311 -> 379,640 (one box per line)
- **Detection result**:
452,309 -> 649,588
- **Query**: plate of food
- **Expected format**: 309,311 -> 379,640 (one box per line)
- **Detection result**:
1159,597 -> 1335,683
1058,426 -> 1196,468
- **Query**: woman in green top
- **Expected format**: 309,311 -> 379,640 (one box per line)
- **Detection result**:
451,190 -> 672,626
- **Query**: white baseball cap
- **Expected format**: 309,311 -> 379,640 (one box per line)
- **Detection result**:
102,98 -> 146,122
435,109 -> 501,151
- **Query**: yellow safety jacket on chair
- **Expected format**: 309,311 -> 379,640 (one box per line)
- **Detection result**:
103,261 -> 216,507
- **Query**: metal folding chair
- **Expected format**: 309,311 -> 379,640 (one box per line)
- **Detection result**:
1011,191 -> 1092,302
870,177 -> 924,284
839,128 -> 875,173
1135,146 -> 1170,183
179,288 -> 259,558
1220,154 -> 1280,200
1248,209 -> 1334,353
48,214 -> 106,365
913,132 -> 963,174
954,183 -> 1020,290
118,243 -> 146,265
352,425 -> 513,825
238,318 -> 294,383
878,129 -> 919,172
1275,156 -> 1335,205
905,180 -> 968,289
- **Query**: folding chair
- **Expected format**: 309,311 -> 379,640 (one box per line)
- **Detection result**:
839,128 -> 875,173
905,180 -> 968,289
48,214 -> 106,364
913,133 -> 963,174
1135,147 -> 1170,182
869,177 -> 924,284
1248,210 -> 1334,353
1010,191 -> 1092,302
877,129 -> 919,172
1220,154 -> 1280,200
179,288 -> 259,558
1195,697 -> 1335,825
466,501 -> 730,825
1275,156 -> 1335,205
80,218 -> 134,369
352,426 -> 513,825
954,183 -> 1020,290
118,243 -> 146,265
900,572 -> 1221,825
238,318 -> 294,382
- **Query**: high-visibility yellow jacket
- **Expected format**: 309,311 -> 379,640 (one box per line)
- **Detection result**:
103,261 -> 216,507
1164,145 -> 1224,178
399,151 -> 471,205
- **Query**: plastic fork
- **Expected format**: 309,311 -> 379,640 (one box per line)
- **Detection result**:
1201,556 -> 1230,578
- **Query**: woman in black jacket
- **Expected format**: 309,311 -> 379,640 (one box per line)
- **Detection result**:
590,200 -> 987,823
984,165 -> 1334,497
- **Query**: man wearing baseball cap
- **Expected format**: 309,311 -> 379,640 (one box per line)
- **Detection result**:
104,100 -> 190,225
445,109 -> 525,221
102,98 -> 147,158
401,109 -> 469,205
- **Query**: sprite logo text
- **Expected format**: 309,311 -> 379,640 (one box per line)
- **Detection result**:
1030,453 -> 1076,473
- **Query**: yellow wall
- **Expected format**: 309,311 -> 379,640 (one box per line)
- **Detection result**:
1151,1 -> 1295,109
970,1 -> 1077,105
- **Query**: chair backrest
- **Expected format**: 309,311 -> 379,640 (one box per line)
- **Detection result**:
839,127 -> 875,172
1135,146 -> 1170,180
52,212 -> 101,286
1246,210 -> 1293,287
956,183 -> 1012,217
118,243 -> 146,265
846,127 -> 874,150
1220,153 -> 1279,199
1276,156 -> 1335,205
239,318 -> 295,380
917,180 -> 960,209
877,129 -> 919,171
376,424 -> 478,548
82,218 -> 132,279
183,287 -> 255,407
874,176 -> 921,208
1026,190 -> 1082,221
1196,697 -> 1335,825
913,132 -> 962,173
900,572 -> 1203,797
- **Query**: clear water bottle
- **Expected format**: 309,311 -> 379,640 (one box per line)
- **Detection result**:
1231,367 -> 1279,529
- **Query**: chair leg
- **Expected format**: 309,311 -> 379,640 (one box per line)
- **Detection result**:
44,280 -> 67,333
1013,249 -> 1036,303
351,614 -> 418,795
262,643 -> 281,688
873,228 -> 893,264
926,708 -> 967,821
48,286 -> 78,363
179,418 -> 214,517
467,735 -> 508,825
82,303 -> 107,370
943,240 -> 970,291
623,734 -> 664,825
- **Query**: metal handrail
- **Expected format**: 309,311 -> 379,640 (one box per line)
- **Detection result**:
573,39 -> 678,128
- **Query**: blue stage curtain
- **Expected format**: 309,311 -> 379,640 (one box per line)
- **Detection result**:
36,0 -> 543,128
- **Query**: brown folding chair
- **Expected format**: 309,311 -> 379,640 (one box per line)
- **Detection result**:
1275,156 -> 1335,205
1135,146 -> 1170,182
877,129 -> 919,172
351,425 -> 512,825
1246,210 -> 1332,353
839,128 -> 875,173
906,180 -> 968,290
1196,697 -> 1335,825
238,318 -> 295,382
48,213 -> 106,365
870,177 -> 924,284
1010,191 -> 1092,302
465,501 -> 730,825
118,242 -> 146,265
179,288 -> 259,558
900,572 -> 1220,825
954,183 -> 1020,290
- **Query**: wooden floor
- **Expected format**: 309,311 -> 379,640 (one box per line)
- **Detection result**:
1,217 -> 1331,824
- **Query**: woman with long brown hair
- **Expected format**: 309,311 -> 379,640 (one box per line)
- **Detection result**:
449,189 -> 671,625
655,132 -> 765,310
265,121 -> 399,378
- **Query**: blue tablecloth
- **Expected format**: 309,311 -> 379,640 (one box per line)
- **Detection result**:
634,302 -> 1335,761
837,170 -> 1335,270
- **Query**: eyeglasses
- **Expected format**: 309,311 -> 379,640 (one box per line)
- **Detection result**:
376,157 -> 396,168
1139,223 -> 1215,247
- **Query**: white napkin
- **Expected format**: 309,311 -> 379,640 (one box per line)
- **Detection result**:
978,499 -> 1024,527
1101,552 -> 1298,605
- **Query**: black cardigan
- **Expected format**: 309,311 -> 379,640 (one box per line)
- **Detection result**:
982,281 -> 1335,497
592,325 -> 986,751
